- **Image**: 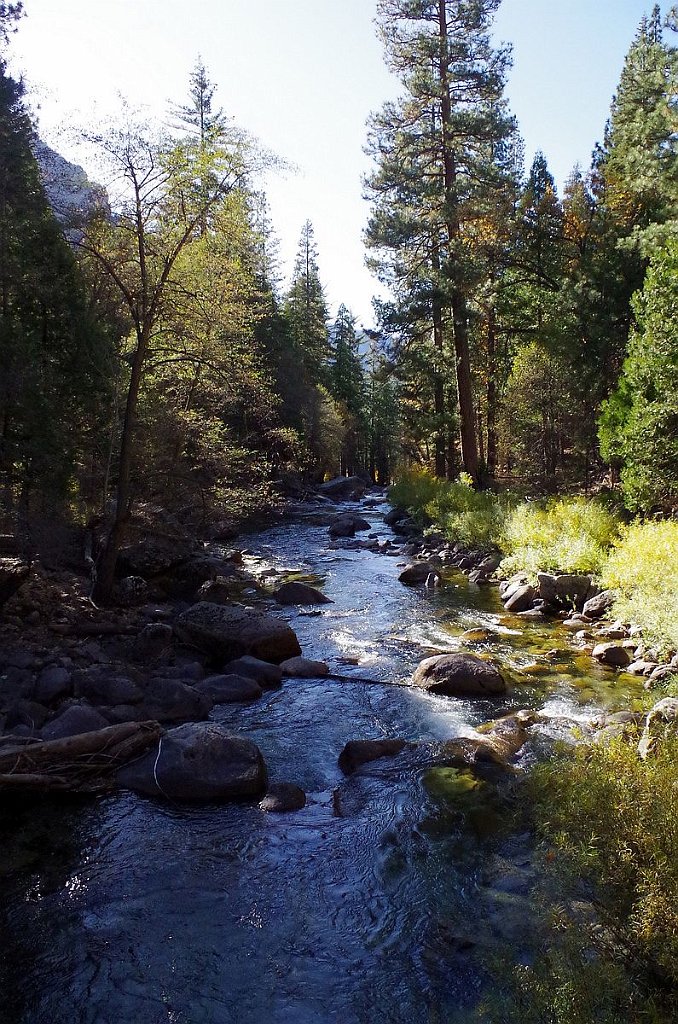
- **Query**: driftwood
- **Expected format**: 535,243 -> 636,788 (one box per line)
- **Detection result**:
0,721 -> 163,794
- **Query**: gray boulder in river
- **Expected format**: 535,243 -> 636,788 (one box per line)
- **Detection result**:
117,722 -> 267,802
174,603 -> 301,664
412,653 -> 507,697
274,582 -> 333,605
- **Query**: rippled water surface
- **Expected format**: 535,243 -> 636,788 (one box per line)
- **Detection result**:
0,498 -> 641,1023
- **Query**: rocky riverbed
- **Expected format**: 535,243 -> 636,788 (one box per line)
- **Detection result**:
0,484 -> 675,1022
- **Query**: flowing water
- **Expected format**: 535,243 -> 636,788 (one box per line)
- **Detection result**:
0,497 -> 642,1023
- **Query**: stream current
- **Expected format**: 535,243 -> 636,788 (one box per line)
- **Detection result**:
0,496 -> 639,1023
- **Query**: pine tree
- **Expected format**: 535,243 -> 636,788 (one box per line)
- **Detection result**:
329,305 -> 368,475
283,221 -> 329,382
366,0 -> 515,483
0,56 -> 109,522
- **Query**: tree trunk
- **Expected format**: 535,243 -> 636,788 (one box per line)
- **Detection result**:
486,306 -> 498,480
437,0 -> 480,485
93,328 -> 148,603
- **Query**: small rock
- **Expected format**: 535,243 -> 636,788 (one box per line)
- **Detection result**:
194,674 -> 262,703
223,656 -> 283,688
41,704 -> 110,741
638,697 -> 678,759
582,589 -> 617,619
503,584 -> 537,613
34,665 -> 72,703
591,643 -> 632,668
259,782 -> 306,812
280,657 -> 330,678
399,562 -> 434,586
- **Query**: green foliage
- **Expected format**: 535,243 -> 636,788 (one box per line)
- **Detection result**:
602,519 -> 678,653
389,467 -> 517,549
500,497 -> 620,577
599,240 -> 678,513
516,736 -> 678,1023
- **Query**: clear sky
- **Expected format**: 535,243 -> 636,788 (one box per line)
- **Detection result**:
8,0 -> 658,327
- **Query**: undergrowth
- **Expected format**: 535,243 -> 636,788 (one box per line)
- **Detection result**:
602,520 -> 678,654
480,736 -> 678,1024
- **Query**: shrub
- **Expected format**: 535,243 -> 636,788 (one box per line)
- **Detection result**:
482,736 -> 678,1023
602,519 -> 678,653
425,479 -> 518,551
500,497 -> 620,577
388,467 -> 444,527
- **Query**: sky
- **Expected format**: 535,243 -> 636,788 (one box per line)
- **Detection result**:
8,0 -> 660,327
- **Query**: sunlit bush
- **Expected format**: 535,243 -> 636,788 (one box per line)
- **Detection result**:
602,519 -> 678,653
500,497 -> 620,577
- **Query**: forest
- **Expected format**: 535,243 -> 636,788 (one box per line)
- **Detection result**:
0,1 -> 677,1021
1,1 -> 676,589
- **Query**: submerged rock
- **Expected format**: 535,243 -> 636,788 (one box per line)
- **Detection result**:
338,738 -> 411,774
412,653 -> 507,698
117,723 -> 267,802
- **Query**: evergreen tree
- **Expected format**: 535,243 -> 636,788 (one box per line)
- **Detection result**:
366,0 -> 515,483
0,56 -> 109,523
329,305 -> 368,475
283,220 -> 329,382
599,239 -> 678,511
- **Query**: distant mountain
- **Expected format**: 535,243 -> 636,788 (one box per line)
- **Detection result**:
33,138 -> 109,236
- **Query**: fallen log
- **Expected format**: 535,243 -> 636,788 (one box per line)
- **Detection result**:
0,720 -> 163,794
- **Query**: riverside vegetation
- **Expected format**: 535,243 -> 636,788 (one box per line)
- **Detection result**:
1,1 -> 678,1021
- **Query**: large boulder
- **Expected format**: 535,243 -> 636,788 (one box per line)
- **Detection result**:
117,722 -> 267,802
193,674 -> 262,703
384,507 -> 408,527
412,653 -> 507,697
537,573 -> 593,610
274,582 -> 333,605
638,697 -> 678,760
174,603 -> 301,664
319,476 -> 367,501
398,562 -> 435,586
329,514 -> 371,539
34,665 -> 73,704
74,670 -> 144,707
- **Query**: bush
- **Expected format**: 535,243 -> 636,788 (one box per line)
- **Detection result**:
500,497 -> 620,577
388,466 -> 445,527
602,519 -> 678,653
389,468 -> 517,549
482,736 -> 678,1023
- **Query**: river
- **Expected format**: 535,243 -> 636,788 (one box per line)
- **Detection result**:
0,495 -> 638,1023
